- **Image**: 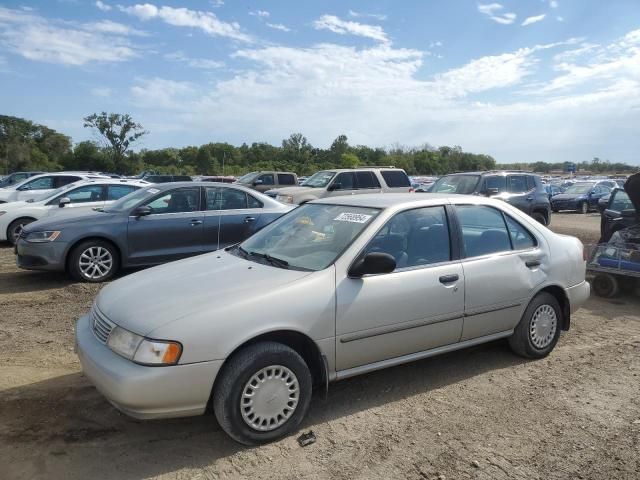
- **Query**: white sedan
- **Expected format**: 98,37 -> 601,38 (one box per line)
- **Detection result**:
0,179 -> 149,243
0,172 -> 111,204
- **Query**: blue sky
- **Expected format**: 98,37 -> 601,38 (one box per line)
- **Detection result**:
1,1 -> 639,165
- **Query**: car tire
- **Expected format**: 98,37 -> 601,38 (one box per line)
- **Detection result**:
579,202 -> 589,214
508,292 -> 562,359
7,218 -> 35,245
68,240 -> 119,283
213,341 -> 313,445
531,212 -> 547,226
552,208 -> 559,213
592,273 -> 619,298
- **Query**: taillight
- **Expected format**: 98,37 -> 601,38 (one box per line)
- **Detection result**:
409,188 -> 415,193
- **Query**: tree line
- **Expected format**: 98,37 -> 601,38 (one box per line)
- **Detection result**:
1,114 -> 636,177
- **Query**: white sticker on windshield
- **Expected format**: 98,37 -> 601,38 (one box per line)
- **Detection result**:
334,212 -> 372,223
147,188 -> 160,194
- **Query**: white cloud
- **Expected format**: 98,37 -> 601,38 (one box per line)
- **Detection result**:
266,22 -> 290,32
131,77 -> 197,109
119,3 -> 252,42
348,10 -> 387,21
86,20 -> 147,36
313,15 -> 388,43
249,10 -> 269,18
95,0 -> 111,11
0,6 -> 138,65
477,3 -> 517,25
164,51 -> 224,69
91,87 -> 112,97
550,0 -> 559,8
210,0 -> 224,7
522,14 -> 546,26
430,41 -> 443,48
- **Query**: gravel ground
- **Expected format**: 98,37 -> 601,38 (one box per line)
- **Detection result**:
1,212 -> 639,480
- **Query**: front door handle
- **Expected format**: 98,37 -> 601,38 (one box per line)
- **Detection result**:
190,219 -> 203,226
439,274 -> 459,284
244,216 -> 256,223
525,260 -> 541,268
526,196 -> 533,201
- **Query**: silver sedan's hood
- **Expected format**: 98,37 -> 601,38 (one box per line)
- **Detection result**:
96,250 -> 312,336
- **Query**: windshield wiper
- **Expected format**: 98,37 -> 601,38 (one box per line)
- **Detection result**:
247,250 -> 289,269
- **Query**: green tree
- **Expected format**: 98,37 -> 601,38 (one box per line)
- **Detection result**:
83,112 -> 147,174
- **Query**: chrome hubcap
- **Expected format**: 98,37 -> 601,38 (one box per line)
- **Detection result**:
240,365 -> 299,432
79,246 -> 113,279
530,304 -> 557,349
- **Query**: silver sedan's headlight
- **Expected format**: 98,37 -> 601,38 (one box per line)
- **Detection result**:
107,326 -> 182,365
25,231 -> 61,242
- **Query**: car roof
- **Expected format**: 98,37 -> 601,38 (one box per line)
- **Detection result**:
312,193 -> 482,209
442,170 -> 537,176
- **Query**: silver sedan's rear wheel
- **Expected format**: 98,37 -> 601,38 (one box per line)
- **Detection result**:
214,342 -> 312,445
509,292 -> 562,359
69,240 -> 119,283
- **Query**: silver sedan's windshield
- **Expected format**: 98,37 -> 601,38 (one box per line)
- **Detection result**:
238,203 -> 380,271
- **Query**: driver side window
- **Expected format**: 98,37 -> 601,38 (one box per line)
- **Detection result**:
363,206 -> 451,270
333,172 -> 355,190
64,185 -> 105,203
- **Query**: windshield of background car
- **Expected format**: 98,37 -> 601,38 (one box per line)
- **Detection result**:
103,186 -> 158,213
431,175 -> 480,194
303,171 -> 336,188
238,203 -> 380,271
237,172 -> 259,183
564,183 -> 593,194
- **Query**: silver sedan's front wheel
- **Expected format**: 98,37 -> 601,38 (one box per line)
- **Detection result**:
214,342 -> 312,445
69,240 -> 119,283
240,365 -> 300,431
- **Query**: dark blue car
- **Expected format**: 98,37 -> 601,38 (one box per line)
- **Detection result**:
550,182 -> 611,214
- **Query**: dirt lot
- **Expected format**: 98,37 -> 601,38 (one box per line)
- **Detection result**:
1,212 -> 639,480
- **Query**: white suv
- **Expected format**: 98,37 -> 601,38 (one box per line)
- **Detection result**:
268,167 -> 412,205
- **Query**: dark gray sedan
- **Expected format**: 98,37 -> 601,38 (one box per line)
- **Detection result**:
16,182 -> 294,282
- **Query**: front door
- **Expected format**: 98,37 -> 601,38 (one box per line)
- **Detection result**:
455,204 -> 546,341
46,184 -> 106,215
327,172 -> 358,198
335,206 -> 464,371
127,187 -> 204,265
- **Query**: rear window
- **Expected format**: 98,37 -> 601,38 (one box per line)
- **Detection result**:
380,170 -> 410,188
277,174 -> 296,185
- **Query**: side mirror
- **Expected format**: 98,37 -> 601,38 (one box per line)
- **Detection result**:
349,252 -> 396,278
485,187 -> 500,197
17,184 -> 30,191
58,197 -> 71,208
253,180 -> 263,186
132,206 -> 152,218
621,209 -> 637,218
327,183 -> 339,192
590,190 -> 596,196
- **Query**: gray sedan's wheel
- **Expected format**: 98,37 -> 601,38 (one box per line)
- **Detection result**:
509,292 -> 562,359
7,218 -> 35,245
69,240 -> 119,283
213,341 -> 312,445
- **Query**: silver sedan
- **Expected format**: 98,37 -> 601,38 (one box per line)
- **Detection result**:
76,194 -> 590,444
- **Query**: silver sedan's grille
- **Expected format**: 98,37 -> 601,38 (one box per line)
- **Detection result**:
92,306 -> 115,344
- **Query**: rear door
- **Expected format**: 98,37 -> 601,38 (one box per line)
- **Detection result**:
455,204 -> 546,340
355,171 -> 382,195
379,170 -> 411,193
506,175 -> 533,214
277,173 -> 297,187
217,187 -> 264,248
126,186 -> 204,265
106,184 -> 139,205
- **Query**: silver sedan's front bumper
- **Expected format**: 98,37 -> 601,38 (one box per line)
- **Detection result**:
76,314 -> 223,420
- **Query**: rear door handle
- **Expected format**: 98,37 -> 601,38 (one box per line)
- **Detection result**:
244,216 -> 256,223
190,219 -> 203,226
526,196 -> 533,201
525,260 -> 541,268
439,274 -> 459,284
